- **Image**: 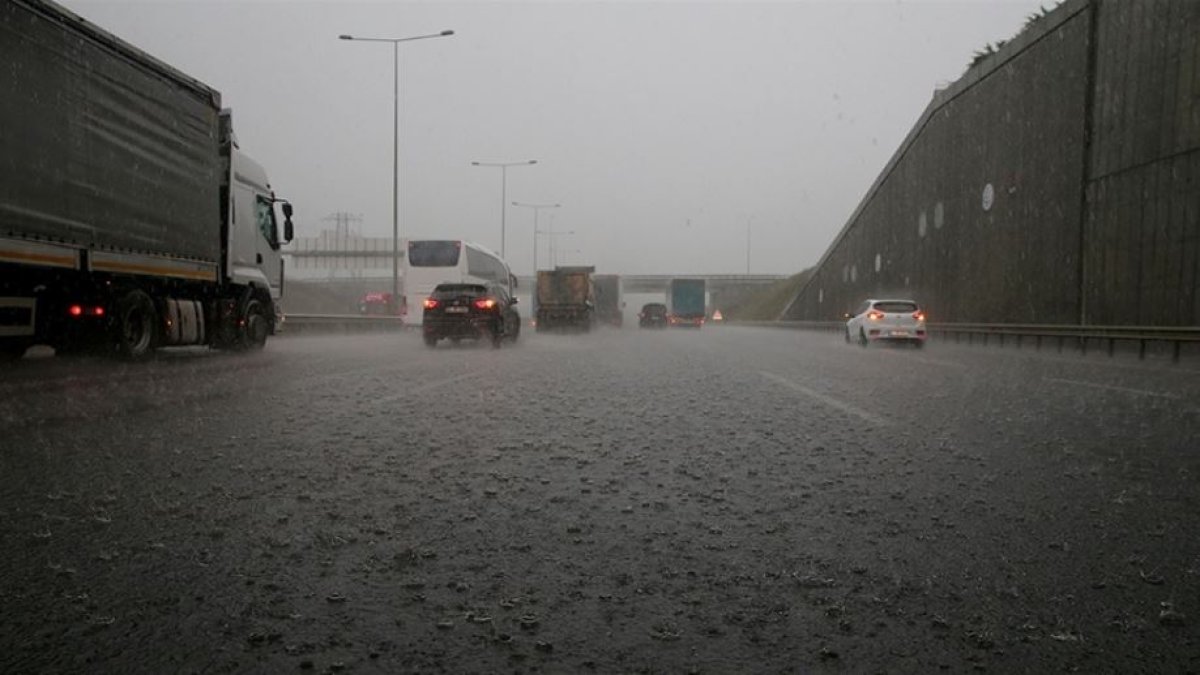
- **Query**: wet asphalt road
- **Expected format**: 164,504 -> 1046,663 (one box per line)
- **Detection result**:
2,327 -> 1199,674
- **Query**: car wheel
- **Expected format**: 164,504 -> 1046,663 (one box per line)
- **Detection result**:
423,335 -> 437,348
844,328 -> 851,344
449,337 -> 462,345
914,339 -> 925,349
490,328 -> 503,349
858,329 -> 868,348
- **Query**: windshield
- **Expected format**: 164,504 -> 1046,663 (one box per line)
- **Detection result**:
4,2 -> 1197,674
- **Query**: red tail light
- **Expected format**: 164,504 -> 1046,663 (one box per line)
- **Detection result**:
68,305 -> 83,317
867,311 -> 885,321
913,311 -> 926,321
473,298 -> 497,310
93,307 -> 105,316
422,298 -> 439,310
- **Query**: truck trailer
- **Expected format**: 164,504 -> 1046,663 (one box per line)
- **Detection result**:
593,274 -> 623,328
667,278 -> 706,328
535,266 -> 595,332
0,0 -> 293,360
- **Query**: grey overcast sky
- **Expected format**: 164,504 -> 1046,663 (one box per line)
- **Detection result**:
61,0 -> 1046,276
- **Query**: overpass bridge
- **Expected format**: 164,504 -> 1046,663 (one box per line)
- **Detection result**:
282,273 -> 786,314
513,273 -> 785,295
286,273 -> 784,294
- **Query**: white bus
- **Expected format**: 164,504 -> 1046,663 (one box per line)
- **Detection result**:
401,239 -> 516,324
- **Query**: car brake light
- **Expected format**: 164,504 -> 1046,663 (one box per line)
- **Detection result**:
422,298 -> 439,310
69,305 -> 83,317
93,306 -> 105,316
474,298 -> 497,310
867,311 -> 885,321
913,311 -> 925,321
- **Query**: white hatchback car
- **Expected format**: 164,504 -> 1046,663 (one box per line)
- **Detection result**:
844,299 -> 927,347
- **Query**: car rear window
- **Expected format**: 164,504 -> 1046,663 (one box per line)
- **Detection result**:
433,284 -> 487,297
643,304 -> 667,313
873,301 -> 918,313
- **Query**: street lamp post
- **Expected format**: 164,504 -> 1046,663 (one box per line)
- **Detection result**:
543,224 -> 575,268
471,160 -> 537,258
339,29 -> 454,315
511,201 -> 561,276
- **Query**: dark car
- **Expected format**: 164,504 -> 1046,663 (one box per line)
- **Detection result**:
422,283 -> 520,348
638,302 -> 669,329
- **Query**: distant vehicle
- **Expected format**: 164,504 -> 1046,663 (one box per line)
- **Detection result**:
0,0 -> 293,360
402,240 -> 515,326
359,292 -> 394,316
536,266 -> 595,332
421,282 -> 520,348
844,298 -> 927,347
593,275 -> 623,327
667,278 -> 706,328
638,303 -> 669,329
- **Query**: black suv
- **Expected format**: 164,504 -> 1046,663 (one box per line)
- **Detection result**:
422,283 -> 520,348
638,302 -> 668,329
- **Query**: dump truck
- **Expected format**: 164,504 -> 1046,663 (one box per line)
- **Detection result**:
593,274 -> 623,328
535,266 -> 595,332
667,278 -> 706,328
0,0 -> 293,360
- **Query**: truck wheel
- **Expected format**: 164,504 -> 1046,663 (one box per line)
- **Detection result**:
239,299 -> 270,350
115,290 -> 158,359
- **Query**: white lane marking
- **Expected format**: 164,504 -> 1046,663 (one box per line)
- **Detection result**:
373,371 -> 486,405
1043,377 -> 1180,400
759,372 -> 890,427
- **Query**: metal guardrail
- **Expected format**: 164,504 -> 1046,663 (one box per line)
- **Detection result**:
279,314 -> 408,333
929,323 -> 1200,362
727,320 -> 1200,362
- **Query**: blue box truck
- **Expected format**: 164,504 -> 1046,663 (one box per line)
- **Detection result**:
667,278 -> 706,328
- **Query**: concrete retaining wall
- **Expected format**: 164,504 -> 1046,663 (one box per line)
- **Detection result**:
783,0 -> 1200,326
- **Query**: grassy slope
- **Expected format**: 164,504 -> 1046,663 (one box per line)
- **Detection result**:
722,268 -> 813,321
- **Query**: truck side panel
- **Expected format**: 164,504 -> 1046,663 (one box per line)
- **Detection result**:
594,274 -> 622,327
0,0 -> 222,263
